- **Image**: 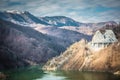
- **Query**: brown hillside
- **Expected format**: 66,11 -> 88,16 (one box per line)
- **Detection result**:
62,41 -> 120,72
43,24 -> 120,72
43,39 -> 120,72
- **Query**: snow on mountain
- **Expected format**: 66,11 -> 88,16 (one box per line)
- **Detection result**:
0,10 -> 117,36
40,16 -> 84,27
0,10 -> 49,27
5,10 -> 24,14
0,10 -> 117,28
40,16 -> 117,28
39,16 -> 117,35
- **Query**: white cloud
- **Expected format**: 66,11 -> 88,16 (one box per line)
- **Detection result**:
92,0 -> 120,7
0,0 -> 120,22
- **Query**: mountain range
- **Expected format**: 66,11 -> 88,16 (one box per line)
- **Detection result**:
0,10 -> 118,70
0,10 -> 91,70
0,10 -> 117,35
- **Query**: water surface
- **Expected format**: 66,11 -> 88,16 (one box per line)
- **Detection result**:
4,66 -> 120,80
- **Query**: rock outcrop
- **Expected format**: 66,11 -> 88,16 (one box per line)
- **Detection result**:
88,30 -> 118,51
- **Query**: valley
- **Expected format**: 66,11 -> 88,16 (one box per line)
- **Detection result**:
0,10 -> 120,80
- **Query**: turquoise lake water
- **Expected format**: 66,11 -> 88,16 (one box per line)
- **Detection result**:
4,66 -> 120,80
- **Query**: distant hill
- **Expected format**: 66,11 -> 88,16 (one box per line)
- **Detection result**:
0,10 -> 117,35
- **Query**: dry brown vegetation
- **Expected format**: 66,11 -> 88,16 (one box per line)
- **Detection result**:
62,39 -> 87,70
43,24 -> 120,73
61,41 -> 120,72
89,42 -> 120,72
44,38 -> 120,72
52,41 -> 120,72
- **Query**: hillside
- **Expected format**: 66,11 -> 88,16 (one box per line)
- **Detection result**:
0,10 -> 49,26
43,38 -> 120,72
61,40 -> 120,72
40,16 -> 82,27
0,19 -> 67,70
59,21 -> 117,35
0,11 -> 92,70
34,26 -> 91,43
43,25 -> 120,73
0,10 -> 118,70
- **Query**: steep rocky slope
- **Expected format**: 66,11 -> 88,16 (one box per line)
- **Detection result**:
43,39 -> 120,72
62,40 -> 120,72
43,25 -> 120,72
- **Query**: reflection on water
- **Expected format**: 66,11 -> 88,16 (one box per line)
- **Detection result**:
55,71 -> 120,80
4,66 -> 120,80
5,66 -> 44,80
35,72 -> 66,80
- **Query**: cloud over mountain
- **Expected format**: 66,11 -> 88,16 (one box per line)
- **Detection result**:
0,0 -> 120,22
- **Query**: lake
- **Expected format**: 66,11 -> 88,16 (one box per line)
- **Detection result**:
4,66 -> 120,80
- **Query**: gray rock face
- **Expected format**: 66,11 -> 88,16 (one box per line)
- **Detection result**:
88,30 -> 118,51
92,30 -> 117,43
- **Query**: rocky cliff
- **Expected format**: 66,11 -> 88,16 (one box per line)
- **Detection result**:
43,26 -> 120,72
43,39 -> 120,72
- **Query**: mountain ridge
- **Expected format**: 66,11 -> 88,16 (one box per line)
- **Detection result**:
0,10 -> 117,36
0,10 -> 117,28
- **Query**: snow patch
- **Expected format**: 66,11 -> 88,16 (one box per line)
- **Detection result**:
5,10 -> 23,14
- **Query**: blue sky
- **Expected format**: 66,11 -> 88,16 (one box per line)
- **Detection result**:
0,0 -> 120,23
